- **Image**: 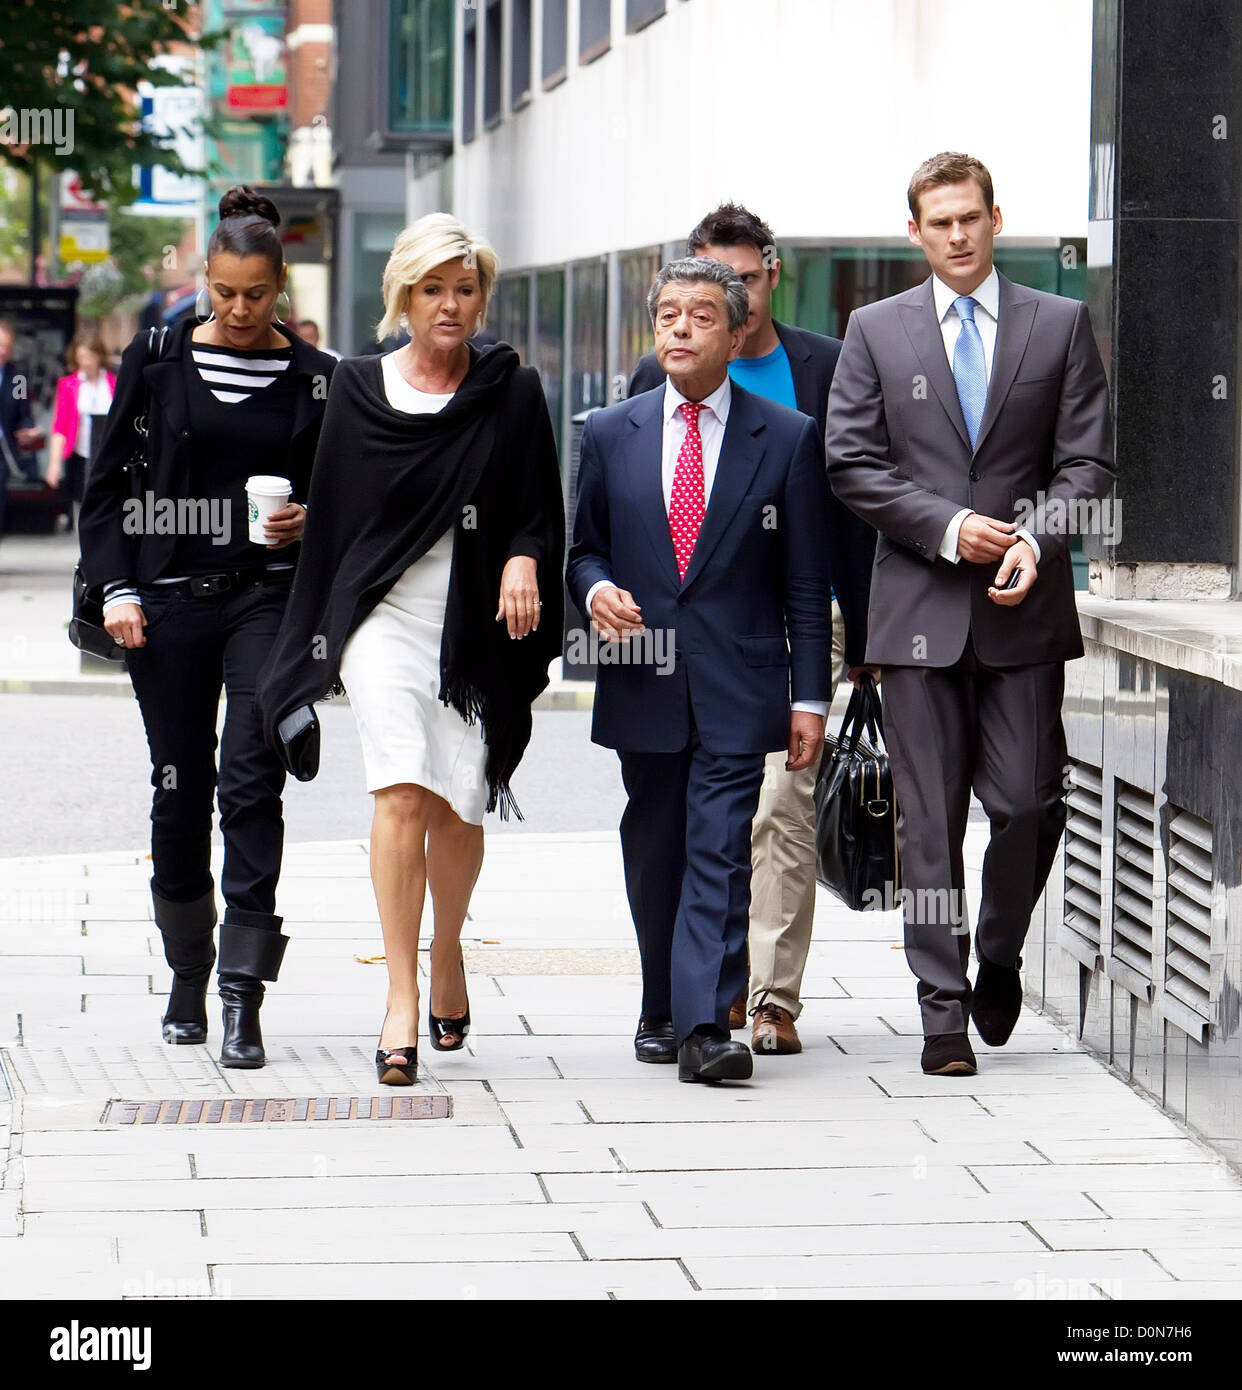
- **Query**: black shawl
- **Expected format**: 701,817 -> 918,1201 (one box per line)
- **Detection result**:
256,342 -> 565,817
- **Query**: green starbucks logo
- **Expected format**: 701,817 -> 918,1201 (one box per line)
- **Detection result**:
248,498 -> 259,523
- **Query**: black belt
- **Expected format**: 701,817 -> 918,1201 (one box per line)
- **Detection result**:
155,568 -> 293,598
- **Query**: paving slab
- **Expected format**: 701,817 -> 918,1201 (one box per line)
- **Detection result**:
1,833 -> 1241,1301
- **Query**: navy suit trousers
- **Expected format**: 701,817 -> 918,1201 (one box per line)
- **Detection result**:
618,715 -> 765,1044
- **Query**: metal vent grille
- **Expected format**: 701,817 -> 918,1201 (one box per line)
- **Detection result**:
1062,760 -> 1104,962
1111,781 -> 1158,986
1165,807 -> 1214,1030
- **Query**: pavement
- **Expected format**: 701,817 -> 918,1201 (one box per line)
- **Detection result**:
3,530 -> 1242,1302
2,829 -> 1242,1301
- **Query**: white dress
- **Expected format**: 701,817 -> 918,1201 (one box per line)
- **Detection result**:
337,353 -> 489,822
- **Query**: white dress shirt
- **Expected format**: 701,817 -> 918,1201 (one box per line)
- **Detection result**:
586,375 -> 826,718
932,267 -> 1041,566
73,370 -> 114,459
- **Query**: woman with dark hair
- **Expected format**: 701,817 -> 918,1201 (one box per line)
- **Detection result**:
258,213 -> 564,1084
46,330 -> 116,530
78,185 -> 337,1068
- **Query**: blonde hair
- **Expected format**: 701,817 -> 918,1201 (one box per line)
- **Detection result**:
377,213 -> 499,341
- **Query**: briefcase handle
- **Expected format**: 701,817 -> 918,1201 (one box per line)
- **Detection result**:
834,672 -> 886,759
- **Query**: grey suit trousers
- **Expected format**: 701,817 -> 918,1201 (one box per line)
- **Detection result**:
880,638 -> 1067,1036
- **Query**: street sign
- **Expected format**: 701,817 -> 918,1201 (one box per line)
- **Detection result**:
226,12 -> 289,111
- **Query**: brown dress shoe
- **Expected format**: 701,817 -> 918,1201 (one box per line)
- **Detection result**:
728,985 -> 749,1030
751,1002 -> 802,1054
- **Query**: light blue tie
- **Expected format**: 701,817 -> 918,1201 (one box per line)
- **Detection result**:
952,295 -> 986,450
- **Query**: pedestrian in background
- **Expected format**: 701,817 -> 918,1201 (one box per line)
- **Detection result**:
257,213 -> 564,1085
631,204 -> 874,1057
79,185 -> 337,1069
827,152 -> 1114,1076
293,318 -> 342,360
0,317 -> 46,538
45,331 -> 117,532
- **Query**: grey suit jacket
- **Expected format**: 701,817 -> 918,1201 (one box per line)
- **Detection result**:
826,272 -> 1114,668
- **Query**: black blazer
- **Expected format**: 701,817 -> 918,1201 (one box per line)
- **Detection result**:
567,382 -> 831,755
629,319 -> 874,667
79,318 -> 337,589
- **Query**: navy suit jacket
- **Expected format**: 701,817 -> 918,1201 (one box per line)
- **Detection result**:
0,361 -> 38,478
630,320 -> 874,667
566,381 -> 831,755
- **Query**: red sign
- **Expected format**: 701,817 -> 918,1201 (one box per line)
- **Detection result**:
227,84 -> 289,110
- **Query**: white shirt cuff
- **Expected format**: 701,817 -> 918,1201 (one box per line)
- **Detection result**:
1014,526 -> 1042,563
584,579 -> 617,615
791,701 -> 829,717
939,508 -> 974,563
101,592 -> 142,616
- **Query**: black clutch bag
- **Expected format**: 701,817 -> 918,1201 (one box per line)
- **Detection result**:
68,565 -> 126,662
275,704 -> 320,781
813,674 -> 901,911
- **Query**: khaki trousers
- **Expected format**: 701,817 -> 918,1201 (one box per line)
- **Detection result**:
747,601 -> 846,1018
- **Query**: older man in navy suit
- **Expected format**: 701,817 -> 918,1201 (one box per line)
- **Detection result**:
567,258 -> 833,1083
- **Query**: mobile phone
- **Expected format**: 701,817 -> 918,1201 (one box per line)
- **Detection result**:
1001,567 -> 1022,591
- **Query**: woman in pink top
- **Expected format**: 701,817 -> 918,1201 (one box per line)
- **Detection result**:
46,331 -> 117,530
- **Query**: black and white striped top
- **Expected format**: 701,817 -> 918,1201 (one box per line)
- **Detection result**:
190,343 -> 292,404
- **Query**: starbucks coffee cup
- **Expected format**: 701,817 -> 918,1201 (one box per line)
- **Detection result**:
246,475 -> 292,546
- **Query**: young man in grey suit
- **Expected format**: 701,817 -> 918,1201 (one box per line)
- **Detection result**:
826,152 -> 1115,1076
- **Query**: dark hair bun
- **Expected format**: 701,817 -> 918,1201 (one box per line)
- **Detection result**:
218,185 -> 281,229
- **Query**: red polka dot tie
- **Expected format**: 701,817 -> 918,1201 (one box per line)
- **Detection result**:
669,401 -> 705,581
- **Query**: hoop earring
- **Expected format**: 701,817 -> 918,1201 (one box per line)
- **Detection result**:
195,288 -> 213,323
274,290 -> 291,323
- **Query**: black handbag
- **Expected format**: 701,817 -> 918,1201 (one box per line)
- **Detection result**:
275,704 -> 321,782
813,674 -> 901,911
69,327 -> 168,660
68,564 -> 126,661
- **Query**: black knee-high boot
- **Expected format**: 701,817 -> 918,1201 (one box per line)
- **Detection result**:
218,909 -> 289,1069
153,884 -> 217,1045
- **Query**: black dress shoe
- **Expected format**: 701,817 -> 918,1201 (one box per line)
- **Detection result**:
677,1028 -> 753,1083
634,1018 -> 677,1064
920,1032 -> 978,1076
972,953 -> 1023,1047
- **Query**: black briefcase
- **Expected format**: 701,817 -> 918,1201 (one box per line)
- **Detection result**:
813,674 -> 901,911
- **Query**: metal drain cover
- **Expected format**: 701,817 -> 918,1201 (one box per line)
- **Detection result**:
105,1095 -> 451,1124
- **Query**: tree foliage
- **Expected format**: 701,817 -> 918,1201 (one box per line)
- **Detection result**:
0,0 -> 216,204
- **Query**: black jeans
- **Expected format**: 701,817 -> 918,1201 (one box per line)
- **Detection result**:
126,577 -> 291,915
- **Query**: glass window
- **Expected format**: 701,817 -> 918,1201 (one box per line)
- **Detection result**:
626,0 -> 664,33
511,0 -> 533,106
462,7 -> 477,143
542,0 -> 568,88
579,0 -> 611,64
618,245 -> 661,385
534,268 -> 566,458
492,272 -> 531,359
350,211 -> 408,355
388,0 -> 454,139
570,257 -> 608,416
483,0 -> 502,127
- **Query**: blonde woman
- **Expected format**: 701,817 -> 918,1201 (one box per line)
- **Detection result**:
258,214 -> 565,1083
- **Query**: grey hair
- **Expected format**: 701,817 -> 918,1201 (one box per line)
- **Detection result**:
646,256 -> 749,333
